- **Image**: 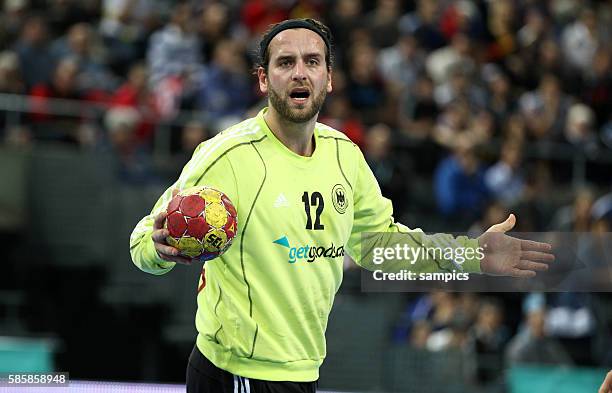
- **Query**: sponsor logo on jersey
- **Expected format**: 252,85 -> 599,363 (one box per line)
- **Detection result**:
273,235 -> 344,263
273,193 -> 289,208
331,184 -> 348,214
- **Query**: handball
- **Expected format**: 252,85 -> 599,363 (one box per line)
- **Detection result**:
164,186 -> 237,261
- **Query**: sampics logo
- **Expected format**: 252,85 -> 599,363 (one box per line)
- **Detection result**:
273,236 -> 345,264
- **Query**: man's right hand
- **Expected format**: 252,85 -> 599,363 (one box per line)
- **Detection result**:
151,190 -> 195,265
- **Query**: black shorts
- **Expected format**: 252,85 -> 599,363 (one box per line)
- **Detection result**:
186,346 -> 318,393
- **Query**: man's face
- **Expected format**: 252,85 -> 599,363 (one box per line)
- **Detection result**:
258,28 -> 332,123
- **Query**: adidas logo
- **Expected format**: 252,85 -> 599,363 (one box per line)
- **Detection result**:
273,193 -> 289,208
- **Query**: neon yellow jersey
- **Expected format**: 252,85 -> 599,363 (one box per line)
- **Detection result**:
129,108 -> 481,381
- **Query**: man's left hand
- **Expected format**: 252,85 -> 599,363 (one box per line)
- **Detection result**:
478,214 -> 554,278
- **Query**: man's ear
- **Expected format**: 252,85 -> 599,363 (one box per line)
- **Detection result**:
257,67 -> 268,94
327,68 -> 333,93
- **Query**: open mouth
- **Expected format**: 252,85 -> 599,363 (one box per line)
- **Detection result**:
289,87 -> 311,103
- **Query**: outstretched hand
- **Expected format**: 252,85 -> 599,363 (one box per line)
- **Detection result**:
150,189 -> 195,265
478,214 -> 554,278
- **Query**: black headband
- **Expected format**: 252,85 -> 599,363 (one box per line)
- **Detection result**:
259,19 -> 331,62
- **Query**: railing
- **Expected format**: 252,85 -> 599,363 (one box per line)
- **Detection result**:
0,92 -> 207,162
1,92 -> 611,187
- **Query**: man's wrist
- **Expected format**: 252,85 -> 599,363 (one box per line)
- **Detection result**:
460,238 -> 483,274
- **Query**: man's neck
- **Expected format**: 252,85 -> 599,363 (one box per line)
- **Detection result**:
263,106 -> 317,157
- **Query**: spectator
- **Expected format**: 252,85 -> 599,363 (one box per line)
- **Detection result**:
398,73 -> 438,140
433,62 -> 485,109
51,22 -> 117,92
0,50 -> 25,95
399,0 -> 445,51
326,0 -> 363,66
378,33 -> 424,97
111,62 -> 159,145
392,292 -> 457,345
29,57 -> 97,143
434,136 -> 489,222
103,106 -> 157,185
465,299 -> 510,386
0,0 -> 28,50
519,160 -> 554,231
346,41 -> 386,125
0,50 -> 27,140
484,0 -> 517,61
426,31 -> 474,86
439,0 -> 483,41
506,307 -> 573,366
187,39 -> 254,133
582,47 -> 612,127
511,37 -> 573,92
364,123 -> 411,216
147,2 -> 202,86
564,103 -> 598,154
433,99 -> 491,149
197,2 -> 233,61
319,94 -> 365,148
503,112 -> 526,144
99,0 -> 159,74
519,73 -> 572,141
426,292 -> 465,352
514,6 -> 549,73
364,0 -> 401,49
485,141 -> 525,207
482,64 -> 515,128
12,14 -> 54,88
561,7 -> 603,74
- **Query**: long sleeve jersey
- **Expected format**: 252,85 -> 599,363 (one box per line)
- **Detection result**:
130,108 -> 482,381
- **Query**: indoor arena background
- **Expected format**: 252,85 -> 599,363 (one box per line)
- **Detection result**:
1,0 -> 612,392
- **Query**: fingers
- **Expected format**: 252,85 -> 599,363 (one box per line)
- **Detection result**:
510,268 -> 537,278
151,227 -> 194,265
154,239 -> 194,265
486,213 -> 516,233
521,251 -> 555,263
160,253 -> 195,265
152,229 -> 180,259
513,254 -> 552,276
512,250 -> 554,276
153,211 -> 167,230
151,228 -> 169,244
517,260 -> 549,272
155,241 -> 179,257
520,239 -> 553,252
149,188 -> 189,265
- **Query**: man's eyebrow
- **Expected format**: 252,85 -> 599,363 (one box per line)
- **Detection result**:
275,55 -> 295,62
275,53 -> 322,62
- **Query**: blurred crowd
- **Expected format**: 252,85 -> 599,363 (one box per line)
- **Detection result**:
391,291 -> 612,391
0,0 -> 611,223
1,1 -> 611,388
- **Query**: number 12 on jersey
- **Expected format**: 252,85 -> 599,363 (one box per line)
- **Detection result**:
302,191 -> 324,230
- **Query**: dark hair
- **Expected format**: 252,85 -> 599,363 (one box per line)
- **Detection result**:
256,18 -> 334,72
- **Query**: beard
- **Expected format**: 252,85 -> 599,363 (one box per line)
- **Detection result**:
268,84 -> 327,124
